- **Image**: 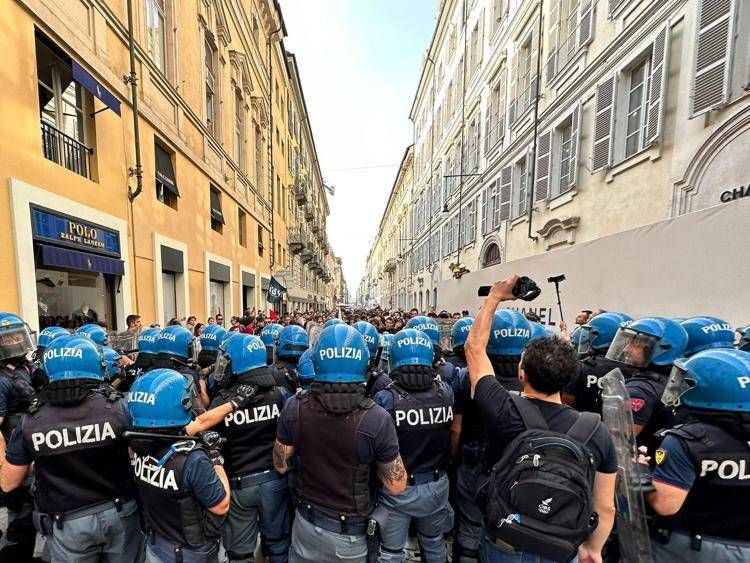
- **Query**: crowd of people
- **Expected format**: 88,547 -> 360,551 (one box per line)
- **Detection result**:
0,274 -> 748,563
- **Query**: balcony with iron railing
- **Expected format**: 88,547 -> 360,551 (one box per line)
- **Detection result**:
383,258 -> 397,273
293,183 -> 307,203
304,203 -> 314,221
289,226 -> 307,253
301,242 -> 314,263
311,218 -> 320,234
41,120 -> 93,179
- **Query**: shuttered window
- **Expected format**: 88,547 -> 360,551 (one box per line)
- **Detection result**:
690,0 -> 736,117
591,76 -> 616,172
499,166 -> 512,221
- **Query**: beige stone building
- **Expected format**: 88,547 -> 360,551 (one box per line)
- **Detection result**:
0,0 -> 339,330
364,0 -> 750,311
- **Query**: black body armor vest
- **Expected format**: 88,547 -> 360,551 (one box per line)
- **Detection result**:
214,384 -> 285,477
130,440 -> 224,547
574,356 -> 636,414
295,393 -> 375,518
389,381 -> 453,474
22,391 -> 134,514
655,421 -> 750,541
271,361 -> 298,394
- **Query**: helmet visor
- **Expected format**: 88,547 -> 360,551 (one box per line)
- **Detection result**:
577,326 -> 597,356
661,363 -> 692,408
0,324 -> 35,361
213,351 -> 230,383
605,328 -> 658,368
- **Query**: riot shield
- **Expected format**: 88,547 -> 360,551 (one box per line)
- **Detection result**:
109,331 -> 138,355
601,368 -> 652,563
307,322 -> 323,351
436,319 -> 456,351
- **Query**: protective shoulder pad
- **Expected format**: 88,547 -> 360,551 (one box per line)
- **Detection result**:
358,396 -> 375,410
662,421 -> 707,443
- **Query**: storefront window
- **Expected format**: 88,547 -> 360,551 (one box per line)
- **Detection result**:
210,280 -> 225,318
36,267 -> 114,330
162,272 -> 177,325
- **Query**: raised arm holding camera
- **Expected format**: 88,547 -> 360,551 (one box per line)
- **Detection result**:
464,275 -> 617,563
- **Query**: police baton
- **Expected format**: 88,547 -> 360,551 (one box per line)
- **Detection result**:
547,274 -> 566,324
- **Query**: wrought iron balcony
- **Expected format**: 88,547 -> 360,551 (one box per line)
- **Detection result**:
41,120 -> 93,179
289,226 -> 307,254
301,242 -> 314,263
311,218 -> 320,234
304,203 -> 314,221
293,184 -> 307,203
383,258 -> 397,273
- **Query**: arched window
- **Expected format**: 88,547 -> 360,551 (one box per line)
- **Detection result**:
482,243 -> 502,267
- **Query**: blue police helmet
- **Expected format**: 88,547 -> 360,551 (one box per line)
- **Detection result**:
353,321 -> 380,358
488,310 -> 531,356
570,326 -> 584,350
157,325 -> 193,359
405,316 -> 440,346
137,328 -> 161,355
528,322 -> 551,343
323,318 -> 345,329
101,346 -> 122,381
43,334 -> 105,382
738,325 -> 750,352
312,324 -> 369,383
75,324 -> 109,347
38,326 -> 69,349
128,368 -> 194,428
578,312 -> 633,356
606,317 -> 688,368
260,323 -> 283,347
219,334 -> 267,377
680,317 -> 735,356
276,325 -> 309,359
380,333 -> 395,361
297,349 -> 316,386
451,317 -> 474,349
664,349 -> 750,412
199,324 -> 227,352
390,329 -> 435,370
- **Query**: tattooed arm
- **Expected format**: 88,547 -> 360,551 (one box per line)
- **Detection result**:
377,455 -> 407,495
273,439 -> 295,475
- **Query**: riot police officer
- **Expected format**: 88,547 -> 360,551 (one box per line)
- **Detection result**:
737,325 -> 749,351
405,316 -> 444,370
378,333 -> 395,374
322,318 -> 344,329
155,325 -> 209,410
440,317 -> 473,385
606,317 -> 689,448
450,309 -> 530,562
102,345 -> 124,388
127,369 -> 229,562
563,312 -> 634,413
679,316 -> 734,356
374,329 -> 454,563
197,324 -> 227,370
1,334 -> 142,562
130,327 -> 161,377
260,324 -> 283,366
209,334 -> 292,563
296,350 -> 315,392
32,326 -> 68,388
354,321 -> 392,398
0,313 -> 40,560
647,348 -> 750,561
75,323 -> 109,347
270,325 -> 308,394
273,324 -> 407,563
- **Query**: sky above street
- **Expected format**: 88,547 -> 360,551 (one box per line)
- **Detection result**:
281,0 -> 436,297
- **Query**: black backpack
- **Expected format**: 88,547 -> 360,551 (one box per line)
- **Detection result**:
479,395 -> 600,563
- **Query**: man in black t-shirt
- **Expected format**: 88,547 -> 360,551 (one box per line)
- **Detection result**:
464,275 -> 617,563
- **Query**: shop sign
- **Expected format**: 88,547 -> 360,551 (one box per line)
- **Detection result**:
31,207 -> 121,257
719,185 -> 749,203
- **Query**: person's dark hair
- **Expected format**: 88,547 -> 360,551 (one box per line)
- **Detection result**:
168,318 -> 180,326
581,309 -> 593,315
194,323 -> 204,337
525,311 -> 541,322
521,336 -> 579,395
126,314 -> 141,328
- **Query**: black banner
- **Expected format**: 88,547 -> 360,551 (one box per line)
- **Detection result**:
267,276 -> 286,303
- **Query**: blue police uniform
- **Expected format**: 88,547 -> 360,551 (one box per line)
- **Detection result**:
4,335 -> 143,562
209,334 -> 292,563
277,325 -> 400,563
374,382 -> 454,562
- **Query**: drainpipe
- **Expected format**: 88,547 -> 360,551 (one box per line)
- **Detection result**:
526,0 -> 544,242
125,0 -> 142,314
267,27 -> 282,271
126,0 -> 143,201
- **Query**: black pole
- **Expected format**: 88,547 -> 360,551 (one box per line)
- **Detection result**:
552,281 -> 564,323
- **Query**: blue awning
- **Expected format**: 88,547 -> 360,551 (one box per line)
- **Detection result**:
40,244 -> 125,276
72,61 -> 121,116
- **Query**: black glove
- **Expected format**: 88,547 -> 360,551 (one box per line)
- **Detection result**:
228,384 -> 257,411
198,431 -> 225,466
